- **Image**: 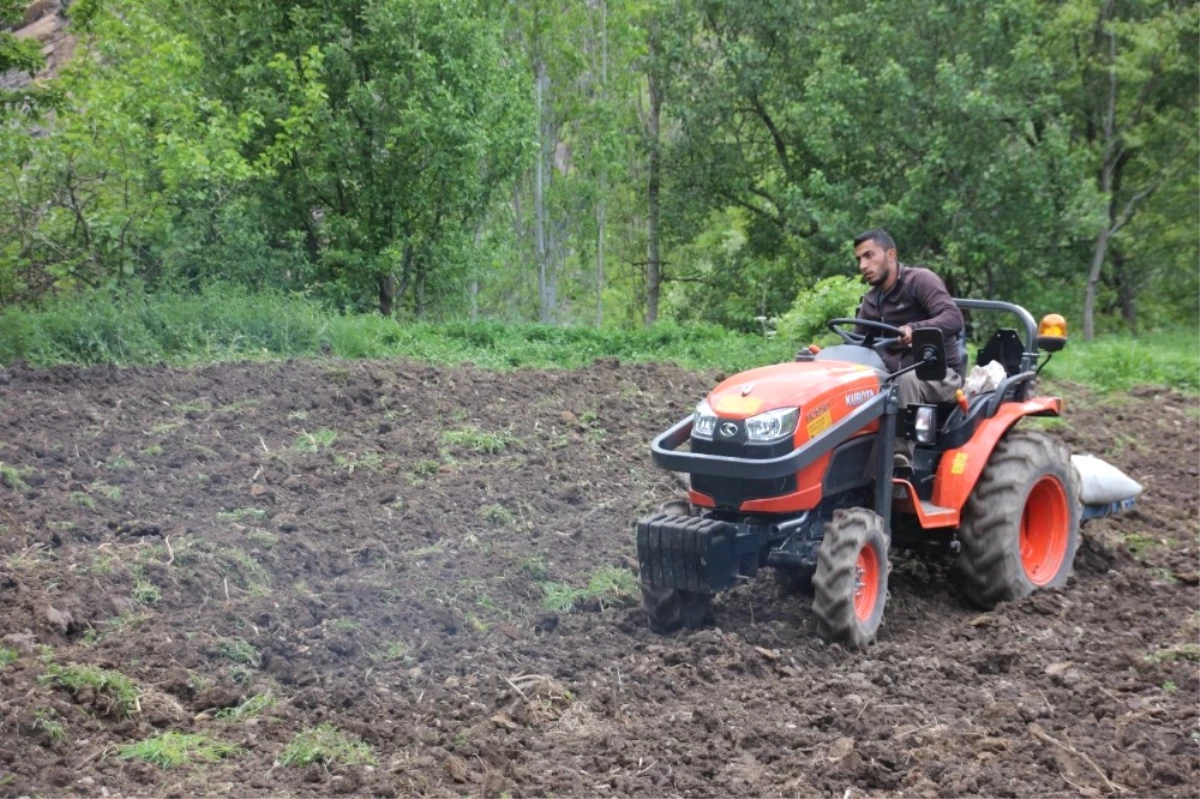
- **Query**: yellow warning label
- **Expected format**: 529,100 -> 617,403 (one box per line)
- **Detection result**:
805,408 -> 832,438
714,395 -> 763,416
951,452 -> 968,475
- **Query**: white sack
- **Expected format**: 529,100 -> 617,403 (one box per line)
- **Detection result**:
964,360 -> 1008,396
1072,454 -> 1143,505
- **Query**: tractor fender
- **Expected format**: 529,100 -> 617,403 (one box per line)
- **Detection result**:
932,396 -> 1063,512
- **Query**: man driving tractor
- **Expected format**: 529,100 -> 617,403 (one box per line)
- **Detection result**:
852,228 -> 964,466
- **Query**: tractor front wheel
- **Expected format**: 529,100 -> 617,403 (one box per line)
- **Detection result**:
812,508 -> 889,648
957,430 -> 1080,608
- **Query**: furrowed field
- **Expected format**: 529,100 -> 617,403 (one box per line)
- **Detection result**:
0,306 -> 1196,798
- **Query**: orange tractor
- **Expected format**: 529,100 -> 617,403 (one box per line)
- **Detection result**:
637,300 -> 1134,648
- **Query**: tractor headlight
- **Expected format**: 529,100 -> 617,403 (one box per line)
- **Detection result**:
693,400 -> 718,438
914,406 -> 937,444
745,407 -> 799,442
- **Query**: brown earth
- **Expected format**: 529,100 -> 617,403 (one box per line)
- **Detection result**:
0,357 -> 1196,798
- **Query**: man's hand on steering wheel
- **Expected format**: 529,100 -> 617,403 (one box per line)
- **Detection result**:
826,318 -> 907,352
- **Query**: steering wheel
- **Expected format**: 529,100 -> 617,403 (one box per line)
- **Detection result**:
826,318 -> 906,352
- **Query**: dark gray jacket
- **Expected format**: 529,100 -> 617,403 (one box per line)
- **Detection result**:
856,265 -> 964,372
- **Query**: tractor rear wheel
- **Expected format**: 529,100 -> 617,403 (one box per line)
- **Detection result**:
812,508 -> 889,648
957,430 -> 1080,608
640,497 -> 712,633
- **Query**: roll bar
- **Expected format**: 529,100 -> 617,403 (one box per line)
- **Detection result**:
953,299 -> 1040,374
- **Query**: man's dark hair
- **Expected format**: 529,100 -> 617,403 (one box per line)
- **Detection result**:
854,228 -> 896,252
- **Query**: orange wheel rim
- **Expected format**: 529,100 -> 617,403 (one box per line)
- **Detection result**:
854,544 -> 880,621
1020,476 -> 1069,586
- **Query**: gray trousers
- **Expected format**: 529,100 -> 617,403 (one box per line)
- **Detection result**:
895,369 -> 964,408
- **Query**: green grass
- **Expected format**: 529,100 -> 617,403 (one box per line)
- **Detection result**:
117,732 -> 240,768
280,723 -> 375,767
585,565 -> 640,606
32,709 -> 66,743
479,503 -> 515,527
0,284 -> 795,372
215,692 -> 275,721
38,662 -> 140,717
410,459 -> 441,479
132,577 -> 161,605
1041,330 -> 1199,393
294,429 -> 337,452
0,462 -> 28,491
217,547 -> 272,594
215,638 -> 261,667
440,426 -> 518,455
540,565 -> 640,612
216,507 -> 268,522
377,641 -> 411,662
2,285 -> 1193,395
0,647 -> 18,666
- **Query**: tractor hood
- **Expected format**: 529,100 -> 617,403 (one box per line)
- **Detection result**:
706,361 -> 882,423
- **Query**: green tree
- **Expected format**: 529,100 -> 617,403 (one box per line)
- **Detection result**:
178,0 -> 532,316
661,0 -> 1099,330
0,0 -> 264,303
1045,0 -> 1198,339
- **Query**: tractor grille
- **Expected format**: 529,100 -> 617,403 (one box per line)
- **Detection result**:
690,436 -> 796,508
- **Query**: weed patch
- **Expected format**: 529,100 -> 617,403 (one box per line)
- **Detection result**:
410,458 -> 441,480
294,429 -> 337,452
117,732 -> 240,768
0,462 -> 28,490
32,708 -> 66,743
39,662 -> 140,717
215,638 -> 261,667
440,426 -> 518,455
215,693 -> 275,721
480,503 -> 515,527
539,566 -> 639,612
280,723 -> 374,767
217,507 -> 268,522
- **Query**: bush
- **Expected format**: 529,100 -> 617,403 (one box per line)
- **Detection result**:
775,276 -> 863,346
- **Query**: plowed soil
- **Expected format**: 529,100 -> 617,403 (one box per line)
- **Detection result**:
0,358 -> 1196,798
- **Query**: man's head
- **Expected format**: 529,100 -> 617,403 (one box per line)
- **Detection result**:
853,228 -> 898,289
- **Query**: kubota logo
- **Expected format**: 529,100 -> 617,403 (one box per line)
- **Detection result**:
845,389 -> 876,407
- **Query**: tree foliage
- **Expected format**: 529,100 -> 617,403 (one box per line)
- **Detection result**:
0,0 -> 1194,337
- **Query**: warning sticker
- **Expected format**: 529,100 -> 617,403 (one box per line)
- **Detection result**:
714,395 -> 763,416
951,452 -> 968,475
805,403 -> 832,438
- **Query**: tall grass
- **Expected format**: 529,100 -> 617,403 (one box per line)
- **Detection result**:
0,285 -> 1194,392
1040,330 -> 1199,393
0,285 -> 795,372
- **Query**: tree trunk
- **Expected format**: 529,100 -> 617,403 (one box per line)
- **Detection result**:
534,58 -> 552,323
469,223 -> 482,322
595,0 -> 608,328
378,273 -> 397,317
1083,223 -> 1109,342
644,21 -> 663,327
1083,24 -> 1117,343
1114,251 -> 1137,333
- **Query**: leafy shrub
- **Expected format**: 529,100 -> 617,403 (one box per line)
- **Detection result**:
776,276 -> 864,346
